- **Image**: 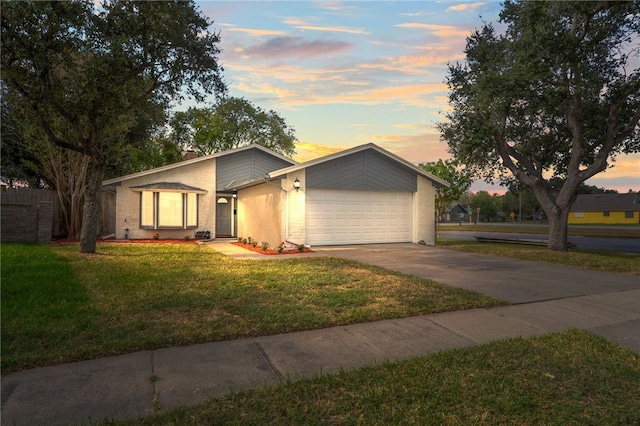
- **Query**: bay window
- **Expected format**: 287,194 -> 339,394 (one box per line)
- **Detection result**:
140,191 -> 199,229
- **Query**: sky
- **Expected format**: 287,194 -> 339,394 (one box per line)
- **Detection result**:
193,1 -> 640,194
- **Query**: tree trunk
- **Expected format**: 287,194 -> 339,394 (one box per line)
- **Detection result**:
79,159 -> 106,253
547,205 -> 570,251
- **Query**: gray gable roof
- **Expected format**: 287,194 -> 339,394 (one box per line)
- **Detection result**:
571,193 -> 640,211
129,182 -> 207,194
269,143 -> 450,188
450,204 -> 469,215
102,144 -> 296,186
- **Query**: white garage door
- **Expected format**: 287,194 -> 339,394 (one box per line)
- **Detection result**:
306,189 -> 413,245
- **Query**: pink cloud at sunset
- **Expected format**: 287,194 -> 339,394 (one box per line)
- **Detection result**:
243,36 -> 351,59
446,2 -> 489,12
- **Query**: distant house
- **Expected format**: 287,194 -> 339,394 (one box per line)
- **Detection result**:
448,204 -> 470,222
568,193 -> 640,224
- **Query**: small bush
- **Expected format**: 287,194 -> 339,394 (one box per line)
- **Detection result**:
261,241 -> 269,251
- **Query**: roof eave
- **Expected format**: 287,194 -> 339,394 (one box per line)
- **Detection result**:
101,144 -> 296,186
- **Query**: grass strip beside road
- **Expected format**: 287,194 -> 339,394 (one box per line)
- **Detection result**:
109,329 -> 640,425
438,239 -> 640,275
1,243 -> 504,373
438,224 -> 640,239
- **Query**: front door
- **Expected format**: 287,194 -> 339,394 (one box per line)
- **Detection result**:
215,197 -> 232,237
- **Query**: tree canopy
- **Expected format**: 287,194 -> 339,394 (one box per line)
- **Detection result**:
1,0 -> 226,252
438,0 -> 640,250
171,97 -> 297,157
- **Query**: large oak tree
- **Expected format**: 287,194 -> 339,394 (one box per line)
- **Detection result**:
1,0 -> 226,252
438,0 -> 639,250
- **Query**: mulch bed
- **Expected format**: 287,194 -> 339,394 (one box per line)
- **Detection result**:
54,239 -> 198,244
232,242 -> 313,255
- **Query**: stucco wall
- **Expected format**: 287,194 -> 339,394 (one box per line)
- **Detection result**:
113,159 -> 216,239
413,175 -> 436,245
568,210 -> 639,224
237,181 -> 284,247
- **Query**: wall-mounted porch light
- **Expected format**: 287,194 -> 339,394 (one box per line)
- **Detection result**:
293,178 -> 300,192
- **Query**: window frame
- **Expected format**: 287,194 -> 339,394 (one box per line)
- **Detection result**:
139,191 -> 199,230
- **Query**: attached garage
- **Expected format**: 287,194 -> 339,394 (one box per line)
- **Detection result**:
234,143 -> 449,248
306,189 -> 412,245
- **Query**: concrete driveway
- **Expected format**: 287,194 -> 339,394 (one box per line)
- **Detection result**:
311,243 -> 639,304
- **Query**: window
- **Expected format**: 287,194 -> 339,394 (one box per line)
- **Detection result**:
574,211 -> 584,218
603,211 -> 610,217
140,191 -> 198,229
141,191 -> 154,227
158,192 -> 183,227
625,211 -> 634,219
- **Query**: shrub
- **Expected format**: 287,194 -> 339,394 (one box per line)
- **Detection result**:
261,241 -> 269,251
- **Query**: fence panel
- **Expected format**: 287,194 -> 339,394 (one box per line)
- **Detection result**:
1,188 -> 65,238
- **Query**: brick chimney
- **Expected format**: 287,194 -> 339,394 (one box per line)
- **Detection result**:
184,151 -> 198,161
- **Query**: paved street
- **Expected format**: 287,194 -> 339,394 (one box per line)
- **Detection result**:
438,229 -> 640,253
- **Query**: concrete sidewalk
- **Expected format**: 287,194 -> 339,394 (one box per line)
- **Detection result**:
2,243 -> 639,425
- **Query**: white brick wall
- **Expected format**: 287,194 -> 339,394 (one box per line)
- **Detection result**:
413,175 -> 436,245
114,159 -> 216,240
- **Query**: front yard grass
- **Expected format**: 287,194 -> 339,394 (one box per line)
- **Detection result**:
110,329 -> 640,425
1,243 -> 504,373
438,239 -> 640,275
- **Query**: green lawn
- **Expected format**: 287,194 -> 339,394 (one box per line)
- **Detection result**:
438,239 -> 640,275
5,243 -> 638,424
108,329 -> 640,425
1,243 -> 504,372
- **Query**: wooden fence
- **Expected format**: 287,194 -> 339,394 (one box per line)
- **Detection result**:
1,188 -> 116,240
